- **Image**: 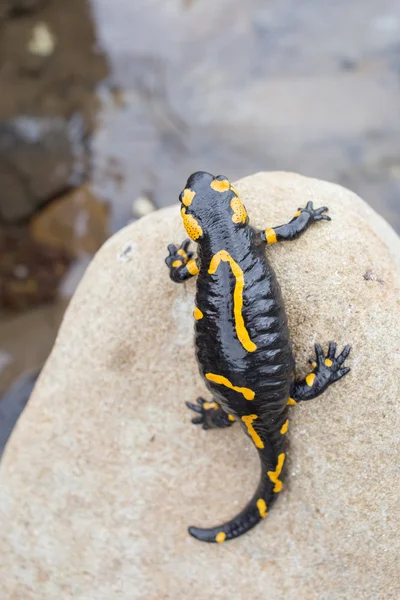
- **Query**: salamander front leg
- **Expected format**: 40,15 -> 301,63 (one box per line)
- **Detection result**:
165,239 -> 199,282
260,201 -> 331,244
291,343 -> 351,402
186,397 -> 235,430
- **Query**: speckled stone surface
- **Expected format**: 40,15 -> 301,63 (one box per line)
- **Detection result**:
0,172 -> 399,599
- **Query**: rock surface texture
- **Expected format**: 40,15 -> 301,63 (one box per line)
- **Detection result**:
0,172 -> 399,599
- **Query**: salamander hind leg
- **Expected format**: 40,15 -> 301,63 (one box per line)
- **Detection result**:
186,397 -> 235,430
291,342 -> 351,402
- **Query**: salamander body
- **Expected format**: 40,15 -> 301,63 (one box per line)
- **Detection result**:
165,171 -> 351,543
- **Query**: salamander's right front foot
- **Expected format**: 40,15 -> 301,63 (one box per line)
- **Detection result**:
165,239 -> 193,270
165,239 -> 199,282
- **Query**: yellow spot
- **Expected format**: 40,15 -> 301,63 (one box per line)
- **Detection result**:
206,373 -> 255,401
293,210 -> 302,218
325,358 -> 333,367
177,249 -> 187,258
182,188 -> 196,207
181,207 -> 203,240
280,419 -> 289,435
208,250 -> 256,352
230,197 -> 248,224
186,259 -> 199,275
210,179 -> 230,192
228,414 -> 236,422
265,228 -> 277,244
256,498 -> 267,518
230,185 -> 239,195
215,531 -> 226,543
241,415 -> 264,448
287,397 -> 297,406
306,373 -> 316,387
172,260 -> 182,268
203,401 -> 218,410
194,307 -> 203,320
268,453 -> 285,493
311,361 -> 317,369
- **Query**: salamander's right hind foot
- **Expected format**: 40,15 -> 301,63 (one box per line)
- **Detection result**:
186,397 -> 235,430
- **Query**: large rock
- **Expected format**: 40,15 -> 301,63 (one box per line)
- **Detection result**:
0,172 -> 399,599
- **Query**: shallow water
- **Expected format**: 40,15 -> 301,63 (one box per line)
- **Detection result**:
90,0 -> 400,231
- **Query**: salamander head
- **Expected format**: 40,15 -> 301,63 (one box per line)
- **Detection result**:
179,171 -> 249,242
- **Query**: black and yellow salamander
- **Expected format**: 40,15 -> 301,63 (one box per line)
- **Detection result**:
165,171 -> 351,544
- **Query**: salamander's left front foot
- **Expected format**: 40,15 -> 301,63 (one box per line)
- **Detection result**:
296,201 -> 331,223
186,397 -> 235,430
292,342 -> 351,402
261,201 -> 331,244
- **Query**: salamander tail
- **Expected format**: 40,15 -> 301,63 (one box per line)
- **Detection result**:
188,450 -> 284,543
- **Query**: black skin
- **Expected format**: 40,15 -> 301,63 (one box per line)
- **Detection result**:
165,171 -> 351,543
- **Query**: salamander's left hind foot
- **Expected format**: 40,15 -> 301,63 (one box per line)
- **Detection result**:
186,397 -> 235,430
291,343 -> 351,402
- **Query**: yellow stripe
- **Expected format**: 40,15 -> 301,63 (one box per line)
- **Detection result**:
280,419 -> 289,435
265,228 -> 277,244
325,358 -> 333,367
206,373 -> 255,400
287,397 -> 297,406
172,260 -> 182,268
193,307 -> 203,320
203,401 -> 218,410
182,188 -> 195,206
230,197 -> 247,224
242,415 -> 264,448
210,179 -> 230,192
228,414 -> 236,422
267,453 -> 285,492
215,532 -> 226,543
181,207 -> 203,241
256,498 -> 267,518
306,373 -> 316,387
208,250 -> 257,352
186,259 -> 199,275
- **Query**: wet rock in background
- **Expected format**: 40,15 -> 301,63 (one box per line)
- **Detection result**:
30,185 -> 110,256
0,0 -> 108,222
8,1 -> 49,14
0,116 -> 86,223
0,226 -> 72,310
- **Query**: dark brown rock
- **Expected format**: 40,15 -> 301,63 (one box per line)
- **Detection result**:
8,0 -> 49,15
0,225 -> 72,310
0,116 -> 86,223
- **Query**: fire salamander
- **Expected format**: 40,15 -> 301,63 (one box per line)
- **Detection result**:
165,171 -> 351,543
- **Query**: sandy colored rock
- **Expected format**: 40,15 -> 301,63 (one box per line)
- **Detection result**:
0,172 -> 399,599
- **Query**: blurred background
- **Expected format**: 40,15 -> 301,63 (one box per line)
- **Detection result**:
1,0 -> 399,452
